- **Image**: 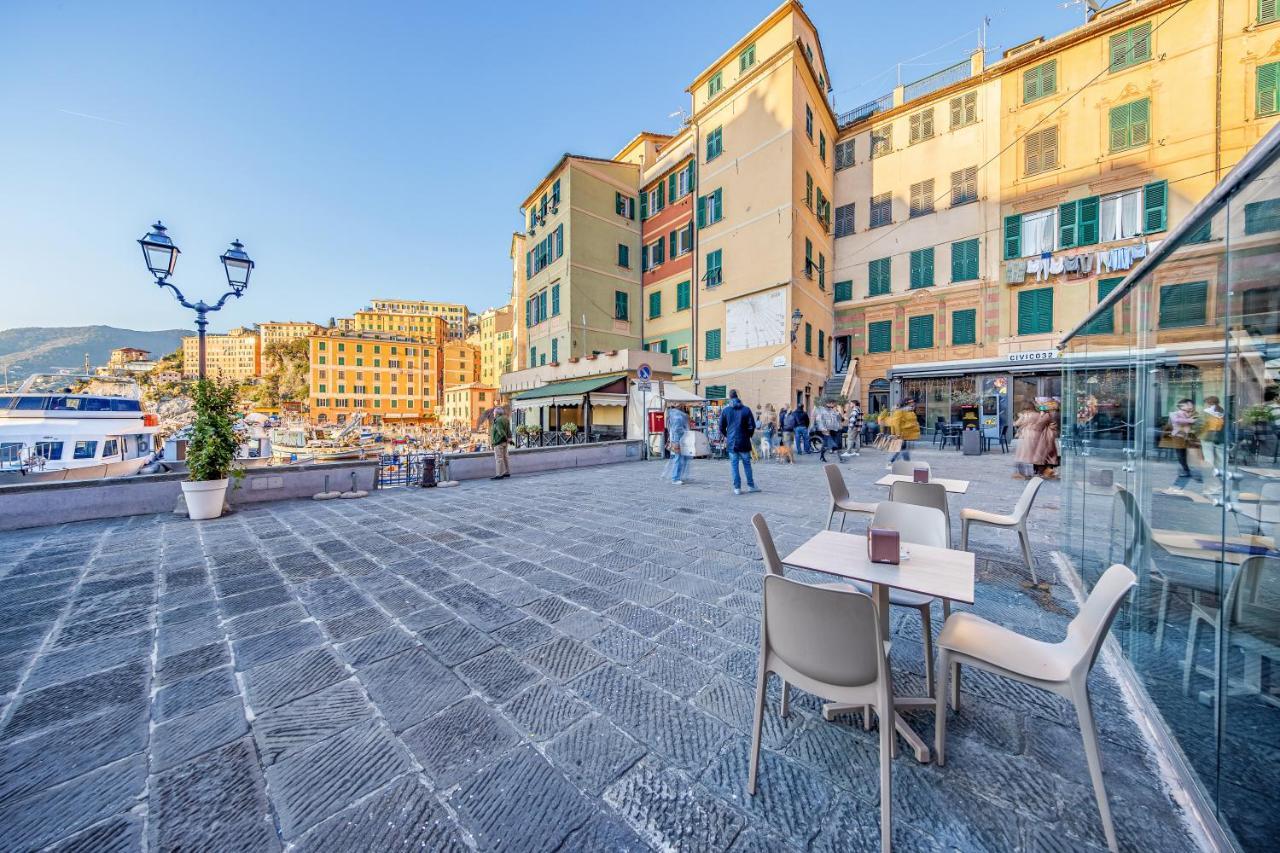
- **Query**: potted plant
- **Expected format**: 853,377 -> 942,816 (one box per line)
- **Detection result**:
182,379 -> 242,520
562,422 -> 579,438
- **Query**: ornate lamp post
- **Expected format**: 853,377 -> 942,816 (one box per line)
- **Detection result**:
138,222 -> 254,380
789,308 -> 803,343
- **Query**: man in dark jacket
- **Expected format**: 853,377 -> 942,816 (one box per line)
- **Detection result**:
490,407 -> 512,480
718,389 -> 760,495
794,406 -> 812,454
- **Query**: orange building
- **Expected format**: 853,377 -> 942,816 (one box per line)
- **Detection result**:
307,329 -> 438,425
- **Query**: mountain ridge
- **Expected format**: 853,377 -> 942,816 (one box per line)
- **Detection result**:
0,325 -> 192,378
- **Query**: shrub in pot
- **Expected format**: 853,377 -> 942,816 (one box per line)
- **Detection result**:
183,379 -> 241,520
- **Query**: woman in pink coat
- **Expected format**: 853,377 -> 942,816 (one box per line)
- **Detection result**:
1013,404 -> 1041,479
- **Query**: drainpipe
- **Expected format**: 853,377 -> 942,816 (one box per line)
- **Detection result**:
691,121 -> 701,397
1214,0 -> 1225,181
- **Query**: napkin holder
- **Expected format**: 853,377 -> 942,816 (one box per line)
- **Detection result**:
868,528 -> 900,565
912,467 -> 930,483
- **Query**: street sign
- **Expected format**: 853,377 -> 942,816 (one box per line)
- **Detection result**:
636,379 -> 652,392
637,363 -> 652,380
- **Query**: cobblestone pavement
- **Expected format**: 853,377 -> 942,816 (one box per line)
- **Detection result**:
0,446 -> 1200,851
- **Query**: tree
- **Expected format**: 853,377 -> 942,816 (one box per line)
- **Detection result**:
256,338 -> 310,407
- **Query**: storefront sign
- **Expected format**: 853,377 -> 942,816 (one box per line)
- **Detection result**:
1007,350 -> 1060,363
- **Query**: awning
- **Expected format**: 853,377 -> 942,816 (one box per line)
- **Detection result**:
510,373 -> 628,401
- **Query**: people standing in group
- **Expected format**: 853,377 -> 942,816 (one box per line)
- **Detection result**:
1200,396 -> 1226,494
665,402 -> 691,485
794,405 -> 812,455
781,406 -> 796,453
719,389 -> 761,495
815,399 -> 843,463
1167,398 -> 1199,481
760,404 -> 778,460
489,406 -> 512,480
887,399 -> 920,464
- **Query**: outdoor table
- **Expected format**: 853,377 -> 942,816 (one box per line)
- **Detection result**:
782,529 -> 975,763
875,474 -> 970,494
1151,528 -> 1277,566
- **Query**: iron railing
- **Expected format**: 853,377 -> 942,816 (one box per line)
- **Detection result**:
375,451 -> 439,488
838,93 -> 893,127
513,430 -> 618,449
903,59 -> 971,103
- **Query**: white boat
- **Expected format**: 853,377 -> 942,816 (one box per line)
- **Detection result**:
0,374 -> 161,483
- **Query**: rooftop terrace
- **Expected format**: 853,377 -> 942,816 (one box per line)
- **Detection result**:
0,449 -> 1200,851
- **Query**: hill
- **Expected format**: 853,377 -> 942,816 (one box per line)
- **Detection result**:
0,325 -> 192,378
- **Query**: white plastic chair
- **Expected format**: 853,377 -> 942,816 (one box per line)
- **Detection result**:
1182,554 -> 1280,705
824,463 -> 877,531
934,563 -> 1137,852
889,479 -> 952,548
960,476 -> 1043,584
891,459 -> 931,477
748,571 -> 894,853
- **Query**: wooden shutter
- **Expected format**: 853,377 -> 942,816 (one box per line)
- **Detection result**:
1004,214 -> 1021,259
1043,60 -> 1057,95
951,309 -> 977,345
615,192 -> 624,216
835,203 -> 855,238
949,96 -> 963,128
1058,200 -> 1079,248
649,291 -> 661,319
640,191 -> 649,220
705,329 -> 722,360
1129,98 -> 1150,146
1144,180 -> 1168,233
669,230 -> 677,258
1159,281 -> 1208,328
909,250 -> 921,287
951,239 -> 978,282
1084,277 -> 1124,335
1109,31 -> 1129,72
868,320 -> 892,353
1077,195 -> 1100,245
696,195 -> 705,228
677,280 -> 690,310
922,248 -> 934,286
834,280 -> 853,302
869,257 -> 890,295
908,315 -> 934,350
1263,0 -> 1279,23
1109,102 -> 1130,151
1258,62 -> 1279,116
1023,66 -> 1039,103
1017,287 -> 1054,335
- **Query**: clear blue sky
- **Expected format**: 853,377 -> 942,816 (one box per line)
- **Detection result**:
0,0 -> 1091,333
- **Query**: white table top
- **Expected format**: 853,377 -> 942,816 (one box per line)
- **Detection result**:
875,474 -> 970,494
782,530 -> 975,604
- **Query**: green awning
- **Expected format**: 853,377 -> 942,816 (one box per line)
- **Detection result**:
510,373 -> 628,401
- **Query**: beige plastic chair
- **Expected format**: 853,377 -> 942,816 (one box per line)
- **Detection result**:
960,476 -> 1043,585
889,480 -> 952,547
748,571 -> 894,853
1183,554 -> 1280,705
891,459 -> 931,477
934,563 -> 1136,853
824,463 -> 877,531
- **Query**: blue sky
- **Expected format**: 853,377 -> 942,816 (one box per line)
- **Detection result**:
0,0 -> 1091,333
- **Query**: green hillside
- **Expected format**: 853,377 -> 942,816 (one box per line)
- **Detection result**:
0,325 -> 191,378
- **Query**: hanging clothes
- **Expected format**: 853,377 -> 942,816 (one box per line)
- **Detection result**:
1049,256 -> 1066,275
1064,255 -> 1081,274
1005,259 -> 1028,284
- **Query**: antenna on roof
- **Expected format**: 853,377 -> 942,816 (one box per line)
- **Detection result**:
1060,0 -> 1102,24
668,108 -> 687,129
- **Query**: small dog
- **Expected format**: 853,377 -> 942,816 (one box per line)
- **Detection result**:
774,443 -> 795,464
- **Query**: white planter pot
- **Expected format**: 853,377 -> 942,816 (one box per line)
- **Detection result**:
182,478 -> 229,520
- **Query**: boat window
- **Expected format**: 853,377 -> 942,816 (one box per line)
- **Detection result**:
73,440 -> 98,459
110,399 -> 142,412
47,397 -> 82,410
103,439 -> 120,457
1,442 -> 22,463
0,396 -> 13,408
137,435 -> 150,453
15,397 -> 46,410
34,441 -> 64,461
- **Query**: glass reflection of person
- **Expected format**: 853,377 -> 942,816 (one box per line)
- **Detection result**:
1200,396 -> 1226,495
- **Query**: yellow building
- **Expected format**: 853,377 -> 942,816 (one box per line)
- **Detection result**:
181,327 -> 261,381
441,383 -> 496,429
307,329 -> 437,425
354,308 -> 448,342
362,299 -> 469,340
469,305 -> 515,387
108,347 -> 151,368
258,321 -> 323,351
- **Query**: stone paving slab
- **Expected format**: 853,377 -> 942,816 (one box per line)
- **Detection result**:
0,449 -> 1202,851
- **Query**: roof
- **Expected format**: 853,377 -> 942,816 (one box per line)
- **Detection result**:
520,154 -> 634,209
511,373 -> 628,401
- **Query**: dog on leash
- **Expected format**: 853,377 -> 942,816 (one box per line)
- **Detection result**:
774,443 -> 795,464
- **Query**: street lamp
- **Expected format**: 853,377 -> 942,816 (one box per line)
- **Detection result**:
138,222 -> 255,380
790,308 -> 803,343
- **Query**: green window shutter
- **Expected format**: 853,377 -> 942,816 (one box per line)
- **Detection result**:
868,320 -> 892,353
696,195 -> 705,228
669,230 -> 677,258
1003,214 -> 1021,260
1129,98 -> 1150,146
1144,180 -> 1168,233
1083,277 -> 1124,335
713,188 -> 723,223
908,315 -> 934,350
1263,0 -> 1279,23
677,280 -> 691,310
705,328 -> 722,360
1058,200 -> 1079,249
1186,220 -> 1213,244
668,173 -> 677,203
552,284 -> 560,315
869,257 -> 891,295
951,238 -> 979,282
618,244 -> 629,267
1078,195 -> 1100,245
551,339 -> 558,362
1109,23 -> 1151,72
804,323 -> 812,353
615,290 -> 629,321
834,280 -> 853,302
951,308 -> 977,345
704,384 -> 726,401
1258,62 -> 1280,117
1245,198 -> 1280,233
640,191 -> 649,220
615,192 -> 623,216
649,290 -> 661,319
1159,281 -> 1208,328
1017,287 -> 1054,335
818,330 -> 825,358
908,248 -> 934,288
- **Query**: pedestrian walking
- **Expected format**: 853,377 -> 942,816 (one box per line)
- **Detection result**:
815,399 -> 842,462
665,403 -> 691,485
490,407 -> 512,480
1166,398 -> 1198,481
842,401 -> 863,457
1012,402 -> 1040,479
794,405 -> 811,454
1200,396 -> 1226,494
719,389 -> 760,495
888,399 -> 920,465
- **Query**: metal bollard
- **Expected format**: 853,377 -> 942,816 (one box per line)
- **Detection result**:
419,454 -> 437,487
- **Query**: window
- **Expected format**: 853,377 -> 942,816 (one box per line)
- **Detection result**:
551,283 -> 560,316
1017,287 -> 1054,335
805,105 -> 814,139
869,192 -> 892,228
805,172 -> 813,209
103,439 -> 120,457
1109,98 -> 1150,152
804,238 -> 814,278
950,91 -> 977,128
708,71 -> 723,97
551,338 -> 559,362
834,280 -> 853,302
951,238 -> 980,282
951,308 -> 977,345
1023,60 -> 1057,103
908,108 -> 934,144
1083,277 -> 1124,335
870,126 -> 892,158
644,238 -> 665,270
819,132 -> 826,163
867,320 -> 892,353
706,126 -> 723,161
909,179 -> 935,218
1109,22 -> 1152,73
804,322 -> 813,354
1245,198 -> 1280,234
818,254 -> 826,289
616,192 -> 636,219
1159,281 -> 1208,328
951,166 -> 978,206
1258,61 -> 1280,117
705,249 -> 723,286
669,223 -> 693,257
1143,179 -> 1168,233
673,345 -> 689,366
1024,126 -> 1059,176
649,290 -> 662,319
818,330 -> 825,359
615,291 -> 629,321
704,384 -> 727,401
1098,188 -> 1144,241
677,280 -> 691,311
642,185 -> 665,219
816,188 -> 831,231
835,139 -> 854,170
1262,0 -> 1279,23
869,257 -> 891,296
1057,196 -> 1099,248
1008,207 -> 1057,258
618,244 -> 630,268
834,203 -> 855,238
739,43 -> 756,72
34,441 -> 64,461
697,188 -> 724,227
670,161 -> 694,200
909,248 -> 935,289
908,315 -> 935,350
705,328 -> 722,360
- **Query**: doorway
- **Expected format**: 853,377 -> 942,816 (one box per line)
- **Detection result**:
1012,373 -> 1062,421
833,335 -> 852,374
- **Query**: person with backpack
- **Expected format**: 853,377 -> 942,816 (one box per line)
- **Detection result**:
718,389 -> 761,495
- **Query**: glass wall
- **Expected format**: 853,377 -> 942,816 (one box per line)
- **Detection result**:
1060,149 -> 1280,851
